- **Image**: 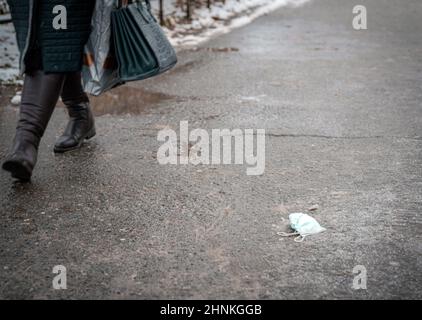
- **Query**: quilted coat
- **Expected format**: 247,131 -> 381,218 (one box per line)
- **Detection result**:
7,0 -> 95,73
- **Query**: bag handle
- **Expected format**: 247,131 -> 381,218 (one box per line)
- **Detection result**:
118,0 -> 151,10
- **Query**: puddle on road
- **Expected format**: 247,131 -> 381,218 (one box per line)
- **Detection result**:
89,86 -> 175,116
2,84 -> 181,117
188,47 -> 239,53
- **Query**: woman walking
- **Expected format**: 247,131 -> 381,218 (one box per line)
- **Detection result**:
2,0 -> 96,181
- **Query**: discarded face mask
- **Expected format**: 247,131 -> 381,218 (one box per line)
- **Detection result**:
278,213 -> 326,242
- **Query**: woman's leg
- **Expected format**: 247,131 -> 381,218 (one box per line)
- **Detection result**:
54,72 -> 96,153
2,70 -> 66,181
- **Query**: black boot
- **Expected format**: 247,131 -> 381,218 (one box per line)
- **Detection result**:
54,72 -> 96,153
2,132 -> 38,181
2,70 -> 65,181
54,103 -> 96,153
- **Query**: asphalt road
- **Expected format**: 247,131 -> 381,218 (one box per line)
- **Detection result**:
0,0 -> 421,299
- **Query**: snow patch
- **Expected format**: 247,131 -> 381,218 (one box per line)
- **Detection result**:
164,0 -> 311,48
0,22 -> 20,83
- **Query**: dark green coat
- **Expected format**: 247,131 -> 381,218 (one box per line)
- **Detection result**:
8,0 -> 95,73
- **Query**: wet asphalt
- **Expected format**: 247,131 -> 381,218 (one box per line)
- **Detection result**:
0,0 -> 421,299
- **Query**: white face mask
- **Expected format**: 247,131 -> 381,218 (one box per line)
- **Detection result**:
278,213 -> 326,242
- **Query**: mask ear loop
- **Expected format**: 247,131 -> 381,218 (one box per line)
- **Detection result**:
277,231 -> 308,242
277,231 -> 299,238
294,235 -> 307,242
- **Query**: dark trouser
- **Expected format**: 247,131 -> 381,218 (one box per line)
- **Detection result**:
18,70 -> 65,144
60,72 -> 90,107
18,70 -> 89,142
2,69 -> 91,180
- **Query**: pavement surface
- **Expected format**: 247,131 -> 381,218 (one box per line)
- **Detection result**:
0,0 -> 421,299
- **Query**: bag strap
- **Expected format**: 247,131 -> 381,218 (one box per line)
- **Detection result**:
118,0 -> 151,10
118,0 -> 128,7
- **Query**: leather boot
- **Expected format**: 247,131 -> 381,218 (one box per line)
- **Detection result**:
2,70 -> 65,181
54,72 -> 96,153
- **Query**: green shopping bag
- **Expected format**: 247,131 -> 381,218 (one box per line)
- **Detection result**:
111,0 -> 177,81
